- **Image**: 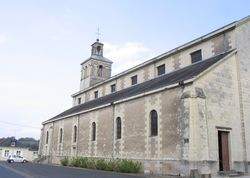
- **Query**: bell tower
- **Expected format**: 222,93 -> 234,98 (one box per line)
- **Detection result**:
80,39 -> 113,90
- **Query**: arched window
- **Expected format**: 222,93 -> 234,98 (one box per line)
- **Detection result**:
59,128 -> 63,143
116,117 -> 122,139
97,65 -> 103,77
46,131 -> 49,144
92,122 -> 96,141
73,125 -> 77,143
150,110 -> 158,136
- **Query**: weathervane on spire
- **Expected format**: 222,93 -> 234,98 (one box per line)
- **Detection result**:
96,26 -> 101,42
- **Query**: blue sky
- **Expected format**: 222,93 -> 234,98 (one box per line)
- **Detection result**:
0,0 -> 249,139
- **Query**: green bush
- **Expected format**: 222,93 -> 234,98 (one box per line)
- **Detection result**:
95,159 -> 107,170
105,160 -> 116,171
85,158 -> 96,169
60,157 -> 69,166
78,157 -> 88,168
61,157 -> 141,173
117,159 -> 142,173
70,157 -> 82,167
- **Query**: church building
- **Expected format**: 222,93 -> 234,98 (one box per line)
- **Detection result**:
39,16 -> 250,176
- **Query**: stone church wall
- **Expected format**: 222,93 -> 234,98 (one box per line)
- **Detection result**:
42,86 -> 188,175
235,18 -> 250,167
193,53 -> 245,174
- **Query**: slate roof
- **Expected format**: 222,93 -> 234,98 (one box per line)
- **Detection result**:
44,50 -> 233,123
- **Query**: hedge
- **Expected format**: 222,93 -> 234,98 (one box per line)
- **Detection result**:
60,157 -> 142,173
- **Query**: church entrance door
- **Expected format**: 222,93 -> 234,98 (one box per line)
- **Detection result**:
218,131 -> 230,171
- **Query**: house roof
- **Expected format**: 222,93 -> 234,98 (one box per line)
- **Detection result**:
44,50 -> 234,124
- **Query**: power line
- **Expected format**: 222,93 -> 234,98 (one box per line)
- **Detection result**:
0,120 -> 41,129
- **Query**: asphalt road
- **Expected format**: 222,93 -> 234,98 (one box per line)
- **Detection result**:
0,161 -> 147,178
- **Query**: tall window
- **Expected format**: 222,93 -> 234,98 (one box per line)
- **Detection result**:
97,65 -> 103,77
46,131 -> 49,144
84,66 -> 88,78
131,75 -> 138,85
190,49 -> 202,63
92,122 -> 96,141
73,125 -> 77,143
157,64 -> 165,76
59,128 -> 63,143
116,117 -> 122,139
77,98 -> 81,105
94,91 -> 99,98
111,84 -> 116,93
150,110 -> 158,136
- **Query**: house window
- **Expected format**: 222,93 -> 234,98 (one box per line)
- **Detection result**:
157,64 -> 165,76
92,122 -> 96,141
73,125 -> 77,143
116,117 -> 122,139
46,131 -> 49,144
131,75 -> 137,85
77,98 -> 81,105
111,84 -> 116,93
94,91 -> 98,98
190,49 -> 202,63
16,150 -> 21,156
97,65 -> 103,77
4,150 -> 9,157
59,128 -> 63,143
150,110 -> 158,136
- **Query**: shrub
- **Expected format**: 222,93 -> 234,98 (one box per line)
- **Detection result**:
60,157 -> 69,166
117,159 -> 142,173
105,160 -> 116,171
61,157 -> 141,173
70,157 -> 82,167
95,159 -> 107,170
78,157 -> 88,168
85,158 -> 96,169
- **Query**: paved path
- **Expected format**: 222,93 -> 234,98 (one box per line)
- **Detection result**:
0,161 -> 147,178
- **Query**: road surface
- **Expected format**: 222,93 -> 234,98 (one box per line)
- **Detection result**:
0,161 -> 147,178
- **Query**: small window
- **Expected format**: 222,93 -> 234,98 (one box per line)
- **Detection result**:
77,98 -> 81,105
59,128 -> 63,143
94,91 -> 98,98
46,131 -> 49,144
157,64 -> 165,76
111,84 -> 116,93
190,49 -> 202,63
116,117 -> 122,139
73,125 -> 77,143
4,150 -> 9,157
150,110 -> 158,136
131,75 -> 137,85
92,122 -> 96,141
16,150 -> 21,156
97,65 -> 103,77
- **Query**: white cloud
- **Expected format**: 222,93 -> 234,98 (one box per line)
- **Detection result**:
104,42 -> 155,74
0,34 -> 7,45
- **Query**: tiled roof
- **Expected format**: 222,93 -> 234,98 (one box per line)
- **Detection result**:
44,50 -> 233,123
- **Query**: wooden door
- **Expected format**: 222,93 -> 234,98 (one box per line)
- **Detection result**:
218,131 -> 230,171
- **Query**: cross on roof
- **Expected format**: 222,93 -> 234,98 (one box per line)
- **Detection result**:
96,27 -> 101,42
